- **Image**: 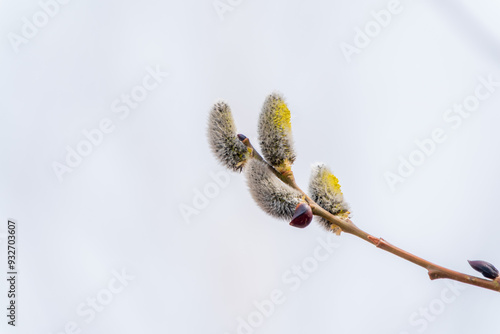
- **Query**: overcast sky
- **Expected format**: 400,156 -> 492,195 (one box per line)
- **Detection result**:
1,0 -> 500,333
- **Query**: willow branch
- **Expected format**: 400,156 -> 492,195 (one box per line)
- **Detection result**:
315,206 -> 500,292
242,136 -> 500,293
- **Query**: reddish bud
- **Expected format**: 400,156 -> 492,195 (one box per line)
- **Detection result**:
289,203 -> 313,228
468,260 -> 499,280
237,134 -> 247,141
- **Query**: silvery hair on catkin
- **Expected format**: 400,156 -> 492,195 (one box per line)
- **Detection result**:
207,100 -> 249,172
258,92 -> 296,168
309,163 -> 350,231
246,159 -> 302,219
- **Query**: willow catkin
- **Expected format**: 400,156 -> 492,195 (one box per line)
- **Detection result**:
208,100 -> 249,172
309,163 -> 350,233
258,92 -> 296,170
246,159 -> 302,220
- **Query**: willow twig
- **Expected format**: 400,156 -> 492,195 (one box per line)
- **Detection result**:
243,137 -> 500,293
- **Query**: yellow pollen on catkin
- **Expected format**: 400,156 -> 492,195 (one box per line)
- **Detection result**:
321,171 -> 343,195
272,101 -> 291,132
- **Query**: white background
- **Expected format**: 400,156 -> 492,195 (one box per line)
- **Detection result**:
1,0 -> 500,333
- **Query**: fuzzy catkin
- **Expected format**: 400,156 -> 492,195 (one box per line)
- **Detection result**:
246,159 -> 302,220
208,100 -> 249,172
258,92 -> 296,168
309,163 -> 350,232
